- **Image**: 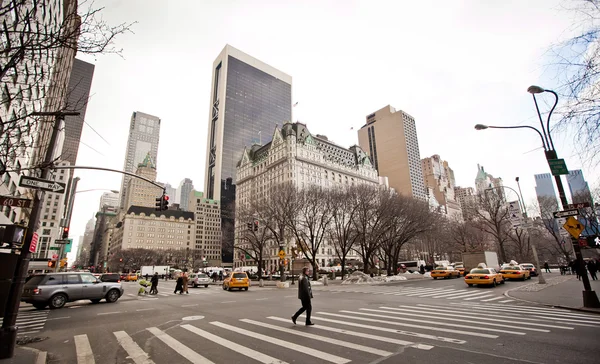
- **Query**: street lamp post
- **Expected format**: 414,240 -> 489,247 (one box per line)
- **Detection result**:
474,86 -> 599,308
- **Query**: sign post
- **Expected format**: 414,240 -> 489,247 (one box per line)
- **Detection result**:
547,158 -> 569,176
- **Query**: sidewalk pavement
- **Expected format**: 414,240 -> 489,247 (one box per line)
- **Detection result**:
506,273 -> 600,314
0,347 -> 46,364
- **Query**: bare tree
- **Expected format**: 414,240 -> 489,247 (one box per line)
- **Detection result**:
550,0 -> 600,165
448,219 -> 489,253
328,186 -> 359,280
234,197 -> 273,279
286,185 -> 334,280
467,191 -> 511,263
506,227 -> 533,263
108,248 -> 158,272
536,196 -> 574,262
1,0 -> 134,174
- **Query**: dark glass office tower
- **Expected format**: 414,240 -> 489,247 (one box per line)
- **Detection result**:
204,45 -> 292,264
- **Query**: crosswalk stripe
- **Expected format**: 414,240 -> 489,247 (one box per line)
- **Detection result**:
345,310 -> 533,334
241,318 -> 393,356
147,327 -> 215,364
436,291 -> 493,300
113,331 -> 155,364
182,324 -> 287,364
306,315 -> 466,344
267,316 -> 434,349
452,303 -> 600,320
74,334 -> 95,364
405,289 -> 463,297
318,312 -> 499,339
211,321 -> 350,364
498,300 -> 514,303
16,318 -> 47,324
380,307 -> 572,330
403,288 -> 455,296
463,294 -> 495,301
415,304 -> 570,323
17,330 -> 40,335
481,296 -> 504,302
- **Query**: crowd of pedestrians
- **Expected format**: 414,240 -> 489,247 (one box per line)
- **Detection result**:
559,258 -> 599,280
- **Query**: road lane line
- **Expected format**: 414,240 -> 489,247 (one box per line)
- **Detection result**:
407,289 -> 465,298
255,298 -> 268,301
182,324 -> 288,364
318,312 -> 498,339
211,321 -> 349,364
15,318 -> 47,324
453,302 -> 600,320
480,296 -> 504,302
17,330 -> 40,335
45,316 -> 70,320
498,300 -> 514,303
267,316 -> 433,350
136,308 -> 155,312
241,318 -> 393,356
114,331 -> 155,364
379,307 -> 571,330
452,303 -> 600,321
413,304 -> 560,323
220,301 -> 236,303
340,310 -> 530,335
74,334 -> 95,364
284,295 -> 295,298
181,304 -> 198,307
463,294 -> 495,301
97,311 -> 122,315
146,327 -> 214,364
438,291 -> 494,300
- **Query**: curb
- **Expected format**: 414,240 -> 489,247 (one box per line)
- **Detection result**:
504,287 -> 600,315
19,347 -> 46,364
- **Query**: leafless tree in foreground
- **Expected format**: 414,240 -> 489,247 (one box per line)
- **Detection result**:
328,186 -> 360,280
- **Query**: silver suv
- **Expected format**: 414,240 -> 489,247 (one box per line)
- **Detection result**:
188,273 -> 211,288
21,272 -> 124,309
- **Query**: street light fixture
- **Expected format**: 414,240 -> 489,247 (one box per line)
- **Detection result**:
527,85 -> 546,94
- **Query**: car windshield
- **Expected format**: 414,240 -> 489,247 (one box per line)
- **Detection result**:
502,265 -> 520,270
455,265 -> 464,268
521,264 -> 534,268
233,273 -> 247,278
470,269 -> 490,274
198,274 -> 208,278
434,267 -> 446,270
25,275 -> 45,286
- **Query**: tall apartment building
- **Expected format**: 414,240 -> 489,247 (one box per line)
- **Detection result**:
475,164 -> 503,196
568,169 -> 592,203
357,105 -> 426,200
31,160 -> 72,260
119,111 -> 161,208
164,183 -> 177,203
0,0 -> 79,225
189,190 -> 222,266
204,44 -> 292,264
178,178 -> 194,211
534,173 -> 558,218
99,191 -> 120,210
422,155 -> 462,221
235,122 -> 378,270
88,205 -> 117,269
61,59 -> 95,165
124,153 -> 162,210
76,217 -> 96,265
455,186 -> 477,220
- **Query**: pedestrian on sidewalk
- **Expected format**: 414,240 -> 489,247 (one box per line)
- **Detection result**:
182,272 -> 189,294
150,272 -> 159,295
292,267 -> 314,326
174,275 -> 184,294
544,261 -> 550,273
587,260 -> 598,281
419,265 -> 425,275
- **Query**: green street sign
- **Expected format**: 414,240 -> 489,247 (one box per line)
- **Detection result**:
49,247 -> 60,250
548,158 -> 568,176
64,238 -> 73,253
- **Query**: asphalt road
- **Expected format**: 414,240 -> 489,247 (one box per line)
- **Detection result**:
11,273 -> 600,364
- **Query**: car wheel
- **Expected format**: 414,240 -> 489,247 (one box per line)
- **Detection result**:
521,275 -> 526,281
205,285 -> 208,288
500,279 -> 505,284
227,286 -> 231,291
492,279 -> 497,287
467,284 -> 473,287
193,283 -> 197,288
244,287 -> 248,291
90,299 -> 101,304
49,293 -> 67,309
433,277 -> 438,280
222,284 -> 227,290
105,289 -> 120,303
33,303 -> 47,310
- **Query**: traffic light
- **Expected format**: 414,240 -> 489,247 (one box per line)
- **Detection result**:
62,227 -> 69,239
247,222 -> 252,231
155,194 -> 169,211
253,220 -> 259,232
47,261 -> 56,268
155,196 -> 162,211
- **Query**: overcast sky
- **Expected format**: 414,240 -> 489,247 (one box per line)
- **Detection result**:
67,0 -> 595,262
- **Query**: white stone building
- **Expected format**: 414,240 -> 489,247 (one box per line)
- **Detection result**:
234,122 -> 380,270
188,190 -> 222,266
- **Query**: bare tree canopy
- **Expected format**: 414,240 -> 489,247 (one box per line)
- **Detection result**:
328,186 -> 360,280
552,0 -> 600,164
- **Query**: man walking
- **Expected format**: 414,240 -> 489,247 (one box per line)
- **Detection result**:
292,267 -> 314,326
544,261 -> 551,273
150,272 -> 159,295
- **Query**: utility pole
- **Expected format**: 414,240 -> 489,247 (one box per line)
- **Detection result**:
0,111 -> 79,359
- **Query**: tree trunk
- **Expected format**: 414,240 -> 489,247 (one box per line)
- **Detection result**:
340,257 -> 346,281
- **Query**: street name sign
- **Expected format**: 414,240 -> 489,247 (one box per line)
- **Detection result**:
507,200 -> 522,228
548,158 -> 569,176
53,239 -> 69,245
567,202 -> 591,209
553,209 -> 579,219
29,232 -> 38,253
563,216 -> 585,239
0,196 -> 32,208
19,176 -> 66,193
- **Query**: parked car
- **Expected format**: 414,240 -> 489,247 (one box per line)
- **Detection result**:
189,273 -> 211,288
223,272 -> 250,291
21,272 -> 124,309
500,264 -> 531,281
431,266 -> 461,279
464,267 -> 504,287
125,273 -> 138,282
519,263 -> 538,277
100,273 -> 121,283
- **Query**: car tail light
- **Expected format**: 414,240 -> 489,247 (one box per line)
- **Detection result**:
33,288 -> 41,295
483,275 -> 489,279
117,280 -> 121,283
465,276 -> 471,279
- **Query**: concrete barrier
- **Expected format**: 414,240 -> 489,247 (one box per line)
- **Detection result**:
276,281 -> 290,289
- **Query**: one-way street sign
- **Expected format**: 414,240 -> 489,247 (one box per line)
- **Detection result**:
19,175 -> 66,194
553,209 -> 579,219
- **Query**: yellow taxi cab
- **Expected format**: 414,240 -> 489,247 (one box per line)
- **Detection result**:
454,263 -> 466,276
431,266 -> 461,279
500,264 -> 531,281
126,273 -> 138,282
464,266 -> 504,287
223,272 -> 250,291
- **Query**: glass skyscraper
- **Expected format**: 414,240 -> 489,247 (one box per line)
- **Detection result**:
204,45 -> 292,264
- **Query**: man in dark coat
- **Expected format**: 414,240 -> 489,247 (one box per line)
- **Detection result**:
150,272 -> 159,295
587,260 -> 598,281
292,267 -> 314,326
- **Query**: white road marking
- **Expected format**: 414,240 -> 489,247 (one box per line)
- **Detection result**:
211,321 -> 349,364
147,327 -> 214,364
444,291 -> 496,300
344,310 -> 533,334
406,289 -> 464,298
267,316 -> 433,349
242,318 -> 393,356
45,316 -> 71,321
15,318 -> 47,324
498,300 -> 514,303
255,298 -> 268,301
463,294 -> 495,301
318,312 -> 498,338
182,324 -> 288,364
127,294 -> 136,297
74,334 -> 95,364
35,351 -> 47,364
480,296 -> 504,302
136,308 -> 155,312
114,331 -> 155,364
306,315 -> 466,344
139,298 -> 158,301
380,307 -> 571,330
159,294 -> 169,297
181,304 -> 198,307
457,302 -> 600,320
17,330 -> 40,335
97,311 -> 122,315
284,295 -> 296,298
220,301 -> 236,303
415,304 -> 563,323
